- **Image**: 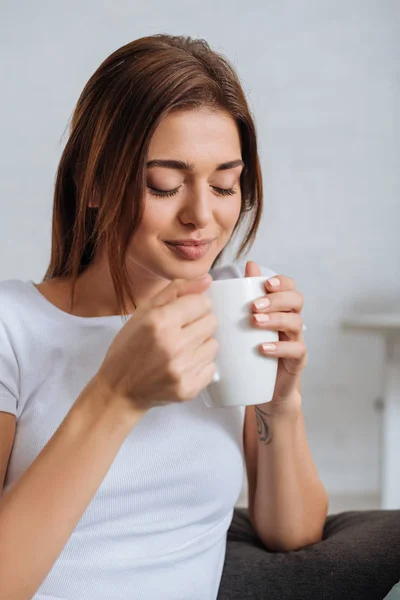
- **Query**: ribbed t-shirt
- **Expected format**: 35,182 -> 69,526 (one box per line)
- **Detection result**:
0,261 -> 275,600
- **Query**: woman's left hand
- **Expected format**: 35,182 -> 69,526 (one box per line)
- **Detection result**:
245,260 -> 307,418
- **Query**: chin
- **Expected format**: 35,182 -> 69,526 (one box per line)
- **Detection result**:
162,256 -> 216,280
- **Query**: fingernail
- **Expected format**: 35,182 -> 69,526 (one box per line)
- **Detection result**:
254,297 -> 270,310
254,314 -> 270,323
268,277 -> 280,287
262,343 -> 276,352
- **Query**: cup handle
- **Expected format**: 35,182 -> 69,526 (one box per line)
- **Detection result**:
211,368 -> 220,383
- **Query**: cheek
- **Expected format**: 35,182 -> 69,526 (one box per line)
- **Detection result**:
220,197 -> 242,229
140,201 -> 174,233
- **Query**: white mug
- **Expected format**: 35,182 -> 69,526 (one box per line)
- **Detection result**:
202,276 -> 279,408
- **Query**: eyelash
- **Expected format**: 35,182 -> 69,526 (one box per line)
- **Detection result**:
148,186 -> 236,198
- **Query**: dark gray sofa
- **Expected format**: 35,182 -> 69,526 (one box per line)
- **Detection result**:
217,507 -> 400,599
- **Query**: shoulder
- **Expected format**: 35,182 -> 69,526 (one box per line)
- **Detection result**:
0,280 -> 25,415
0,278 -> 32,347
210,261 -> 277,281
0,279 -> 40,344
0,278 -> 29,300
0,279 -> 31,319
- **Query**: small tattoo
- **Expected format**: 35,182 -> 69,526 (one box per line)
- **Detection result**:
254,406 -> 272,444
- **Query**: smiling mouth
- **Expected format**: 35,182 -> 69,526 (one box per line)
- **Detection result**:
165,241 -> 213,260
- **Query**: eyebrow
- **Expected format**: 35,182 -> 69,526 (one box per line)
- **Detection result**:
146,159 -> 244,172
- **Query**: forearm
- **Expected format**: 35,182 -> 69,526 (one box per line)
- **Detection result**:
0,377 -> 144,600
252,393 -> 328,552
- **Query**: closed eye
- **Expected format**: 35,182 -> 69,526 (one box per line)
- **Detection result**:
212,187 -> 236,196
148,186 -> 237,198
148,186 -> 181,198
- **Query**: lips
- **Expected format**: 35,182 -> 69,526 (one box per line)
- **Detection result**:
166,239 -> 214,246
165,241 -> 212,260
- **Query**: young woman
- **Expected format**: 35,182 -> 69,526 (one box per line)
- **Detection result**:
0,34 -> 328,599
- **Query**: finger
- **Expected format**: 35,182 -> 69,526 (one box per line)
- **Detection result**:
252,311 -> 303,340
182,312 -> 218,347
263,275 -> 296,293
191,361 -> 218,393
244,260 -> 262,278
150,275 -> 212,309
259,340 -> 307,361
190,336 -> 219,376
156,291 -> 213,328
252,290 -> 304,314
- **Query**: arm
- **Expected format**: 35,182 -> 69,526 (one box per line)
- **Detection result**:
243,262 -> 328,552
0,377 -> 144,600
251,391 -> 328,552
0,412 -> 15,491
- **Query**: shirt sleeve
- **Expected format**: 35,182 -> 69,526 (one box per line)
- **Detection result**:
0,321 -> 19,417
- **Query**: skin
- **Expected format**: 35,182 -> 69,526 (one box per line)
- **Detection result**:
37,106 -> 307,416
31,105 -> 328,555
37,108 -> 244,316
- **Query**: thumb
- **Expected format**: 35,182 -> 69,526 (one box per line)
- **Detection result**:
150,273 -> 212,309
244,260 -> 262,278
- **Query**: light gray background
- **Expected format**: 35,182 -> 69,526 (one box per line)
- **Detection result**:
1,1 -> 399,503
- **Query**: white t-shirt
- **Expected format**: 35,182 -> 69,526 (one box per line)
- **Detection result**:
0,261 -> 276,600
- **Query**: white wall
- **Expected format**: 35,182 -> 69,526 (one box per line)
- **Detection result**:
1,0 -> 399,498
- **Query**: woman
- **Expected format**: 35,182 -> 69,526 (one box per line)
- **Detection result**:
0,34 -> 328,599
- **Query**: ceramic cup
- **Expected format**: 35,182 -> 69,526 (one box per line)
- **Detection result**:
202,276 -> 279,408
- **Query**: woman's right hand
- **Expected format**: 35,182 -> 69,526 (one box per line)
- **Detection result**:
95,274 -> 218,413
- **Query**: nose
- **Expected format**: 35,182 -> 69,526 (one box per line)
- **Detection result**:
178,183 -> 214,229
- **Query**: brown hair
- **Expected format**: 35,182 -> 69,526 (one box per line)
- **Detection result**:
44,34 -> 264,319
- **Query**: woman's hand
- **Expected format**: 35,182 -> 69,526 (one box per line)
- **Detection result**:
245,260 -> 307,418
96,275 -> 218,414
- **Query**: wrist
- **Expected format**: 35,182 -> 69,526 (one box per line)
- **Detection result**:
74,375 -> 147,438
265,391 -> 302,421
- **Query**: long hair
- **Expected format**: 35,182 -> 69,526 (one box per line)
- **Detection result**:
44,34 -> 264,318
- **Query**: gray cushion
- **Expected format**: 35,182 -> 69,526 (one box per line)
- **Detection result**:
217,507 -> 400,599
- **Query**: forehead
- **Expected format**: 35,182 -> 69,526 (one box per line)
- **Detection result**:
147,109 -> 241,162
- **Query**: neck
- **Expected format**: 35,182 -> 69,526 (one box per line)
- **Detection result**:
69,255 -> 170,318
